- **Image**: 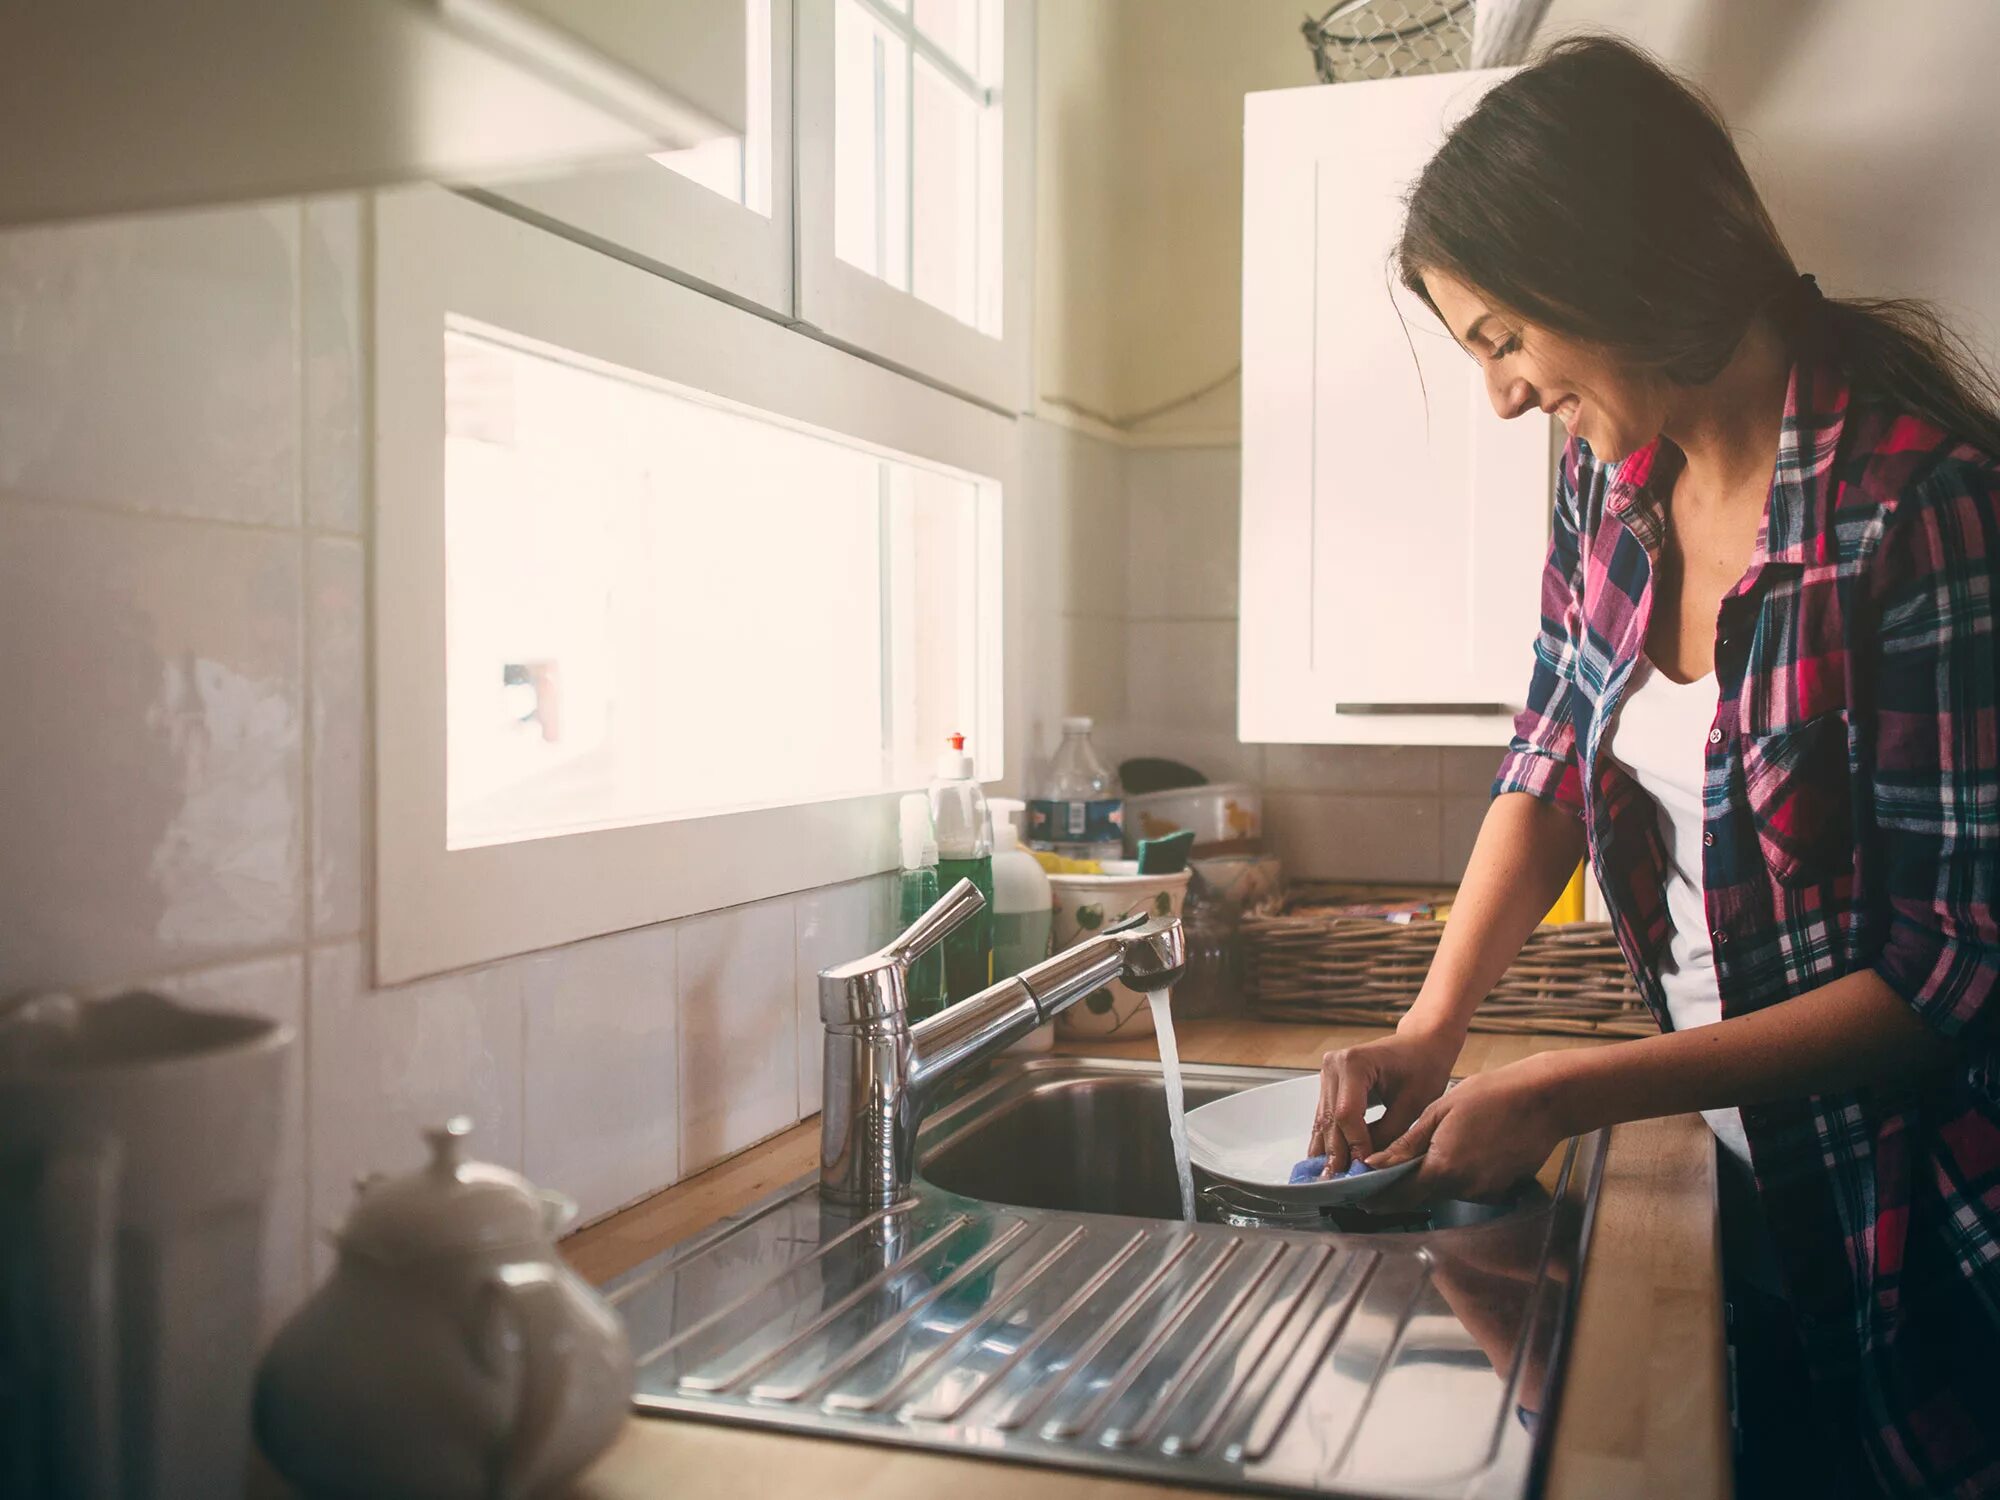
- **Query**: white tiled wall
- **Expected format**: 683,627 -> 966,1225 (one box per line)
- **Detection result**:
0,196 -> 903,1336
1069,436 -> 1505,884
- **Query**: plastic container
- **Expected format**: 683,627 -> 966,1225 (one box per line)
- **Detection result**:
897,793 -> 947,1021
988,798 -> 1055,1053
1028,717 -> 1124,863
928,733 -> 993,1006
1122,783 -> 1263,853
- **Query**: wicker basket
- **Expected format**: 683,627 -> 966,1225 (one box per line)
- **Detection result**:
1243,883 -> 1655,1038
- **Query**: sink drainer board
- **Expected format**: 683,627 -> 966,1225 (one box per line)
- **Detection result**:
606,1058 -> 1609,1500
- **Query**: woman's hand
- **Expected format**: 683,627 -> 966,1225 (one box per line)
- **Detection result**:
1364,1053 -> 1572,1205
1305,1027 -> 1459,1174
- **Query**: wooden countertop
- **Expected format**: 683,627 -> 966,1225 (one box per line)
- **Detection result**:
564,1019 -> 1730,1500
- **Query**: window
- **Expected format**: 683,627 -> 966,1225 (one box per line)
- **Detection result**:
470,0 -> 797,319
442,321 -> 986,851
375,187 -> 1010,983
654,0 -> 775,214
832,0 -> 1004,336
467,0 -> 1031,407
796,0 -> 1033,410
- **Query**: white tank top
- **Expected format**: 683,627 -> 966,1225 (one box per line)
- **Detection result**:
1604,656 -> 1753,1167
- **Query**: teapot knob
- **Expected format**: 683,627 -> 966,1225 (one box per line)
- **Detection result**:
423,1115 -> 474,1174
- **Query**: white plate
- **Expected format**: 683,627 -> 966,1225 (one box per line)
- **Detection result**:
1186,1074 -> 1423,1207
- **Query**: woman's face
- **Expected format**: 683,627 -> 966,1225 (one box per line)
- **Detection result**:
1421,268 -> 1665,463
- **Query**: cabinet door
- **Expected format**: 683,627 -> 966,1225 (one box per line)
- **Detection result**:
1240,71 -> 1551,747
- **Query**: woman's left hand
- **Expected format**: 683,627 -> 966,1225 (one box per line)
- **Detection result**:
1363,1053 -> 1573,1206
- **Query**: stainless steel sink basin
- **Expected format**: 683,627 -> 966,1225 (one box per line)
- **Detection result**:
608,1056 -> 1607,1500
921,1063 -> 1546,1232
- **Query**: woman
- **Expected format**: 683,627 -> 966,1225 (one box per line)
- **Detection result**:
1305,36 -> 2000,1499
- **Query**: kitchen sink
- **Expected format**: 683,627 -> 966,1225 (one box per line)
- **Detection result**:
921,1064 -> 1547,1232
607,1056 -> 1607,1500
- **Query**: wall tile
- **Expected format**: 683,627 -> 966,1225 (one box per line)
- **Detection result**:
1059,613 -> 1129,724
1263,744 -> 1441,795
0,502 -> 304,994
1127,620 -> 1237,734
307,942 -> 524,1277
302,197 -> 364,535
1096,723 -> 1266,790
1010,419 -> 1130,799
522,925 -> 679,1227
1440,745 -> 1506,797
309,537 -> 366,939
1019,417 -> 1128,618
677,899 -> 799,1175
794,876 -> 897,1119
1126,444 -> 1240,621
1439,795 -> 1491,882
1264,793 -> 1442,884
0,203 -> 301,526
143,954 -> 308,1335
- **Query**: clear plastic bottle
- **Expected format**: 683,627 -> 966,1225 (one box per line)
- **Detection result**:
928,733 -> 994,1006
1027,717 -> 1125,863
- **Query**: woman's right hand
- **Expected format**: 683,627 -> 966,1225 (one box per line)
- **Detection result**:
1305,1026 -> 1459,1174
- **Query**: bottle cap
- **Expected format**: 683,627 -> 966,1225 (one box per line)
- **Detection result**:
936,731 -> 975,781
899,793 -> 937,868
1061,716 -> 1093,734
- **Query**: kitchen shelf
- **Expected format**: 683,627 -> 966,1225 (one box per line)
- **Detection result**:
0,0 -> 745,227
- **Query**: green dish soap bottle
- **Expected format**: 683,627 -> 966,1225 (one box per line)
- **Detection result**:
929,732 -> 994,1007
897,793 -> 947,1021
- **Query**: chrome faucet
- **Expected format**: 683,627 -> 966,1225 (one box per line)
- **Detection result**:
818,879 -> 1186,1208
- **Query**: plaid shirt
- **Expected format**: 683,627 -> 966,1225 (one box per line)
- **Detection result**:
1493,358 -> 2000,1497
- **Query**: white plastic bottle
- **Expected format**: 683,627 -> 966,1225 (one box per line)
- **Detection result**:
988,799 -> 1056,1053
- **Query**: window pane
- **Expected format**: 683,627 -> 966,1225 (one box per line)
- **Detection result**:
911,56 -> 980,330
834,0 -> 912,289
835,0 -> 1003,337
653,0 -> 774,215
442,322 -> 989,850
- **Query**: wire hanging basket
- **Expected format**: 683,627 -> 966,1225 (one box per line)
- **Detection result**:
1302,0 -> 1475,84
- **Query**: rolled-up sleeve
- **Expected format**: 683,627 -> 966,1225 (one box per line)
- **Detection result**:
1866,460 -> 2000,1042
1492,442 -> 1589,820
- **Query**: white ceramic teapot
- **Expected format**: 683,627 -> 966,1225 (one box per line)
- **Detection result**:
253,1118 -> 634,1500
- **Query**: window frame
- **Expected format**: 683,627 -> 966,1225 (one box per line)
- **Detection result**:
373,185 -> 1012,984
794,0 -> 1035,411
468,0 -> 797,321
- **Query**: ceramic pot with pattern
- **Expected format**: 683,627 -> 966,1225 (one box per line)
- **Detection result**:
1048,870 -> 1193,1039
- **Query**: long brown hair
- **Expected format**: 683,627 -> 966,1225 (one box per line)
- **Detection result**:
1395,34 -> 2000,457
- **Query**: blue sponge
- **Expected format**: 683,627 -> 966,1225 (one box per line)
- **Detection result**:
1289,1156 -> 1374,1183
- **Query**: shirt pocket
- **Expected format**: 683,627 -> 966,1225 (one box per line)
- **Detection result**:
1739,709 -> 1853,887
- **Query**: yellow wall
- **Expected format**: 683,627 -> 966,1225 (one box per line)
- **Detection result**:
1035,0 -> 2000,446
1034,0 -> 1314,444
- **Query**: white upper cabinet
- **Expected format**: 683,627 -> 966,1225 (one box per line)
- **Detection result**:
0,0 -> 745,228
1239,71 -> 1552,747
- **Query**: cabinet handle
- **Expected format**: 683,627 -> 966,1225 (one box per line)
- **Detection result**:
1333,703 -> 1513,716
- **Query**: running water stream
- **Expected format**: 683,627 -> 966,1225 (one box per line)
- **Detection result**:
1147,988 -> 1196,1221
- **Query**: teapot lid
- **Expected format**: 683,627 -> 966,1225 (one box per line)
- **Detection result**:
339,1118 -> 553,1262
